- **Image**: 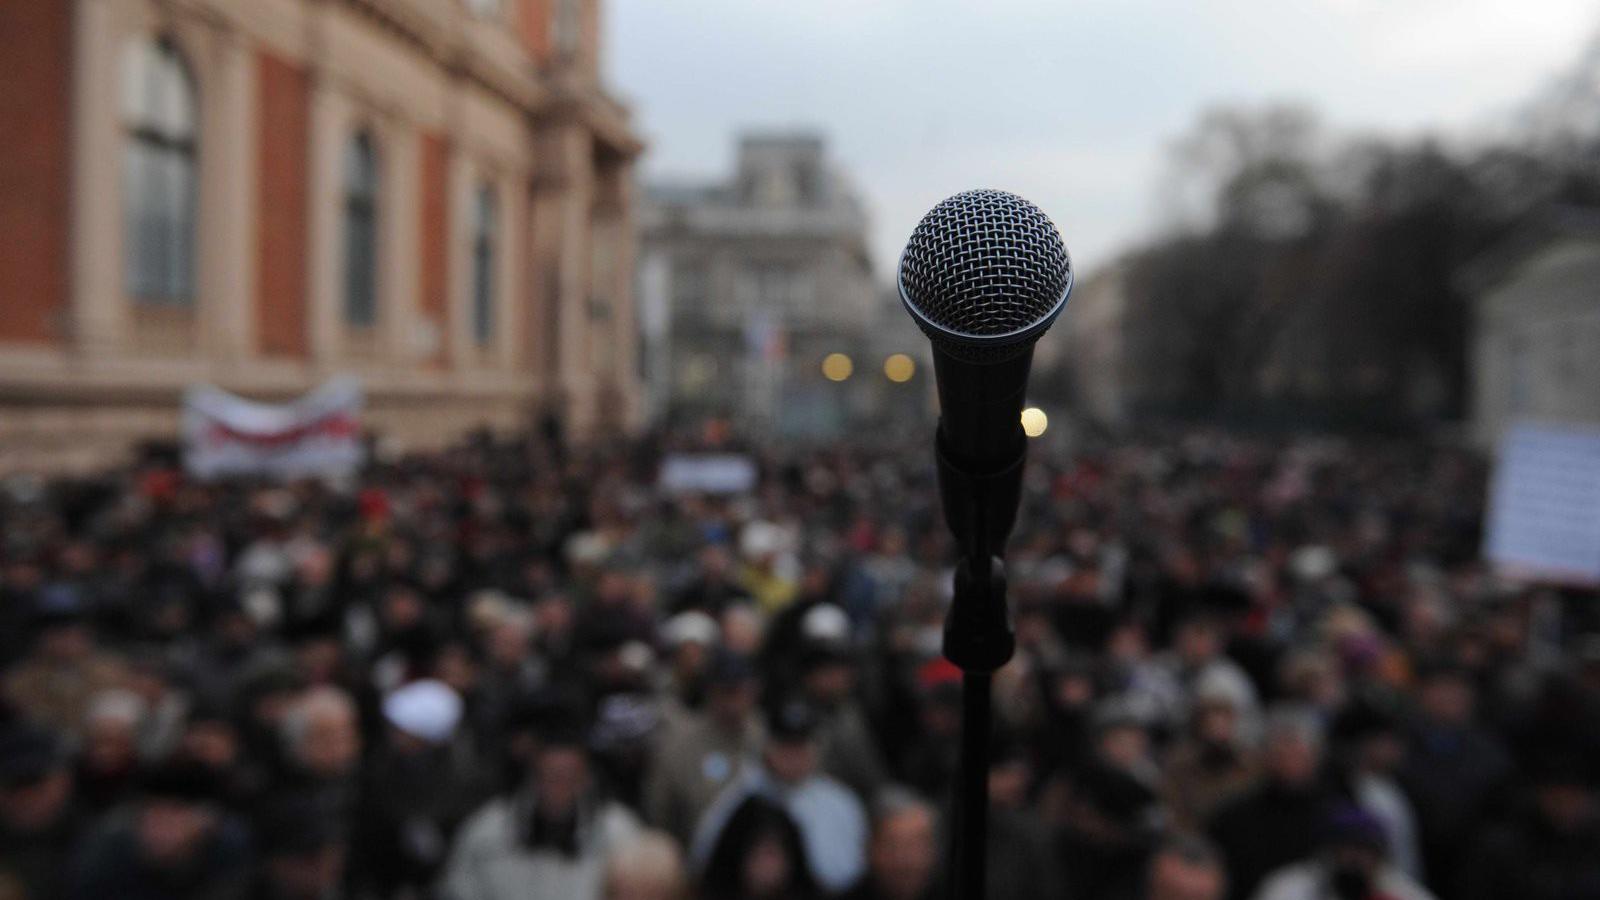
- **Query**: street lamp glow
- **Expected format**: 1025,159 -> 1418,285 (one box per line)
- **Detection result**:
883,353 -> 916,383
1021,407 -> 1048,438
822,353 -> 854,382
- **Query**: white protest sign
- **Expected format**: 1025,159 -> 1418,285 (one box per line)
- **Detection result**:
1484,422 -> 1600,585
658,453 -> 758,495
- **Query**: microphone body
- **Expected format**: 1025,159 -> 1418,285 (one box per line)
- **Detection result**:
929,343 -> 1032,562
931,343 -> 1031,473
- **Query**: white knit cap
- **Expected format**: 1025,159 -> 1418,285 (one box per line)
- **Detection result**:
664,611 -> 720,648
801,603 -> 850,644
382,679 -> 462,745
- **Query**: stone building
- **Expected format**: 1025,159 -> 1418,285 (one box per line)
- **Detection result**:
0,0 -> 642,473
636,134 -> 890,436
1470,209 -> 1600,446
1049,260 -> 1128,427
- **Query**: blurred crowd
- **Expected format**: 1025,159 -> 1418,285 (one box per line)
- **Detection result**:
2,429 -> 1599,900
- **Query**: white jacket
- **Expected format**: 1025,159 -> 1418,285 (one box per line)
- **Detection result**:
439,793 -> 641,900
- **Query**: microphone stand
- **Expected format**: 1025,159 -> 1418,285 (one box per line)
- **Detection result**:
934,435 -> 1022,900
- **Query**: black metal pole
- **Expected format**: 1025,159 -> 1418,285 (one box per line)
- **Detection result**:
954,669 -> 993,900
933,431 -> 1023,900
941,550 -> 1011,900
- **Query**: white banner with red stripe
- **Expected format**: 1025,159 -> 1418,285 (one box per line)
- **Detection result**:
182,378 -> 364,479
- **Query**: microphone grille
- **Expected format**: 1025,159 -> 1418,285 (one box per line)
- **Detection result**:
898,189 -> 1072,358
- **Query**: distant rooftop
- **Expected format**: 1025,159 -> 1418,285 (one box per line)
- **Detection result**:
644,131 -> 862,215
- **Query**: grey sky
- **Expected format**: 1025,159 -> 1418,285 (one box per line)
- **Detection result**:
604,0 -> 1598,278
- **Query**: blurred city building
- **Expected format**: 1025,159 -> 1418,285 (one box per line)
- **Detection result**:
1048,261 -> 1129,427
1469,209 -> 1600,445
637,134 -> 906,437
0,0 -> 642,473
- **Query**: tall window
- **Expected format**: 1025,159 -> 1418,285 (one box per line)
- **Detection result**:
344,133 -> 379,328
472,185 -> 498,346
122,37 -> 198,304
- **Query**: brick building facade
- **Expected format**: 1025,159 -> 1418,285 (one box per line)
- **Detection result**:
0,0 -> 643,473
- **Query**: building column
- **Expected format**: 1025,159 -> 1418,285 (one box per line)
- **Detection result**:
550,123 -> 595,434
305,70 -> 346,367
525,172 -> 559,397
614,168 -> 640,426
495,166 -> 523,373
380,119 -> 421,366
70,0 -> 126,357
199,25 -> 256,364
596,161 -> 639,429
446,144 -> 473,371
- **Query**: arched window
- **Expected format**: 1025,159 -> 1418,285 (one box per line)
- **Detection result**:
122,37 -> 197,304
344,132 -> 380,328
471,184 -> 497,346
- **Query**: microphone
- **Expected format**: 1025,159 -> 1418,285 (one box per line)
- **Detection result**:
898,189 -> 1072,563
899,189 -> 1072,900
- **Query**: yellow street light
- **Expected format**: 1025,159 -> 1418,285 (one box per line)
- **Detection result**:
822,352 -> 854,382
883,353 -> 916,383
1021,407 -> 1048,438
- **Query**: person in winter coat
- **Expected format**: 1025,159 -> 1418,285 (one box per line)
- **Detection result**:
643,652 -> 763,846
67,762 -> 252,900
1209,708 -> 1335,900
690,699 -> 867,895
440,721 -> 641,900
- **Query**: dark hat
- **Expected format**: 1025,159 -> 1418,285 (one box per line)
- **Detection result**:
1323,804 -> 1388,851
32,583 -> 87,625
507,684 -> 581,730
1414,655 -> 1472,684
140,761 -> 219,805
237,660 -> 304,700
282,612 -> 343,645
254,794 -> 345,857
766,698 -> 820,743
1076,762 -> 1158,825
509,686 -> 591,750
1330,697 -> 1403,744
183,693 -> 234,727
707,650 -> 757,687
1525,747 -> 1599,789
0,723 -> 64,787
578,617 -> 634,655
539,713 -> 591,751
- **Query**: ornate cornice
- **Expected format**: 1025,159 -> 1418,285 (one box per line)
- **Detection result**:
340,0 -> 542,114
536,74 -> 644,160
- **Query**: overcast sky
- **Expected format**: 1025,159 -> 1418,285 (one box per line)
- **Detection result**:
604,0 -> 1599,278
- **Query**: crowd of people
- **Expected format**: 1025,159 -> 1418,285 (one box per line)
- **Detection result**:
2,428 -> 1598,900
